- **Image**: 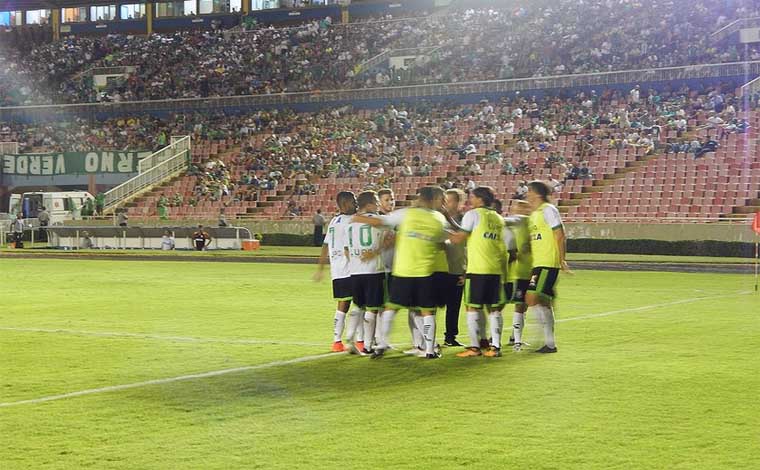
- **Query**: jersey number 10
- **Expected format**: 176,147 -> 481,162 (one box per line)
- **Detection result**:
348,225 -> 373,248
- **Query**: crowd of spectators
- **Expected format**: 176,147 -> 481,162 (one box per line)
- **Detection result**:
2,1 -> 760,106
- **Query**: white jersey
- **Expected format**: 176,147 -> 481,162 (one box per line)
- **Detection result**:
347,213 -> 387,275
325,214 -> 351,280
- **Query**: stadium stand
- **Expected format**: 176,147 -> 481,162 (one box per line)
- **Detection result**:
1,2 -> 760,104
2,1 -> 760,224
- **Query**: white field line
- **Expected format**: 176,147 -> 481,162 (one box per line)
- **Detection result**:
0,290 -> 751,408
556,291 -> 749,323
0,352 -> 341,408
0,327 -> 324,347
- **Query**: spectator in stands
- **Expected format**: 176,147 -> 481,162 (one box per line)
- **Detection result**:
117,210 -> 128,227
695,136 -> 720,159
513,181 -> 528,200
218,209 -> 228,228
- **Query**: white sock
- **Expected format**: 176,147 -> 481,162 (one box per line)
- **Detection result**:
466,311 -> 480,348
379,309 -> 396,349
345,308 -> 362,343
413,311 -> 425,349
490,313 -> 504,349
542,305 -> 556,348
363,312 -> 377,351
333,310 -> 346,343
512,311 -> 525,344
422,315 -> 436,355
354,308 -> 366,342
374,311 -> 383,346
477,311 -> 487,342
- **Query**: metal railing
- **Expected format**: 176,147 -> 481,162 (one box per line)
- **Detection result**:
739,75 -> 760,97
102,135 -> 191,211
710,16 -> 760,43
2,61 -> 760,120
357,45 -> 443,75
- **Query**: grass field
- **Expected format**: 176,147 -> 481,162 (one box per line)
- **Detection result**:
1,258 -> 759,469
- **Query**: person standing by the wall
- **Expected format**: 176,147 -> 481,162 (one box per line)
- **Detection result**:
312,209 -> 326,246
11,214 -> 25,247
38,206 -> 50,242
192,225 -> 212,251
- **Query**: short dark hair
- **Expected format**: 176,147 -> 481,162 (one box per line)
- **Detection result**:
357,190 -> 378,209
527,180 -> 552,202
336,191 -> 356,206
378,188 -> 394,198
472,186 -> 495,207
418,186 -> 444,203
445,188 -> 465,203
492,199 -> 503,214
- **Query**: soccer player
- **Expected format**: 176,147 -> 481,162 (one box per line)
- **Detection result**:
347,191 -> 388,355
442,189 -> 466,347
452,187 -> 508,357
314,191 -> 363,352
353,186 -> 450,359
525,181 -> 571,354
504,200 -> 533,352
377,188 -> 397,350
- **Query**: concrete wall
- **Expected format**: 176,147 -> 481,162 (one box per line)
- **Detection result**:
64,218 -> 757,242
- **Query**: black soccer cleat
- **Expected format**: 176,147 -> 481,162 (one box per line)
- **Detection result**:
535,345 -> 558,354
424,352 -> 441,359
444,339 -> 463,347
370,348 -> 386,359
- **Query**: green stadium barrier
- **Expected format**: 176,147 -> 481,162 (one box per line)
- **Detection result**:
259,233 -> 755,258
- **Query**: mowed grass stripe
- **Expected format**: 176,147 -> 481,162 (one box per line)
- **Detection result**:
0,289 -> 751,408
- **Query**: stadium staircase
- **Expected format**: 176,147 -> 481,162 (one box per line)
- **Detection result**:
564,112 -> 760,220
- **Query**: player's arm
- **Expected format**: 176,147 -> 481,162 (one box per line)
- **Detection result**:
204,232 -> 212,247
449,210 -> 477,244
314,243 -> 329,282
553,227 -> 571,273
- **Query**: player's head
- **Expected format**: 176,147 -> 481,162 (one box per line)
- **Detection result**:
377,188 -> 395,214
445,188 -> 465,214
417,186 -> 445,209
469,186 -> 495,209
527,181 -> 552,208
509,199 -> 532,216
336,191 -> 358,215
357,190 -> 379,213
492,199 -> 503,215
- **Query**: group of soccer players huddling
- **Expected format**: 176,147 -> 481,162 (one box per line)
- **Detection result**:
315,180 -> 570,359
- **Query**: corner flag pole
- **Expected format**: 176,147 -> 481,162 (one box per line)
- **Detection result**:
752,212 -> 760,292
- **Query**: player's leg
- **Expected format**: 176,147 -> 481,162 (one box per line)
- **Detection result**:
361,273 -> 386,355
458,274 -> 485,357
510,279 -> 529,352
444,273 -> 464,347
332,277 -> 354,352
526,268 -> 559,353
483,275 -> 506,357
419,275 -> 440,359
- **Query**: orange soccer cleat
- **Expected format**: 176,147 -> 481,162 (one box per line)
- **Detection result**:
456,347 -> 483,358
331,341 -> 345,352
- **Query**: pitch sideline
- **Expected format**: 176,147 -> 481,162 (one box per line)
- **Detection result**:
0,290 -> 748,408
0,327 -> 324,347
